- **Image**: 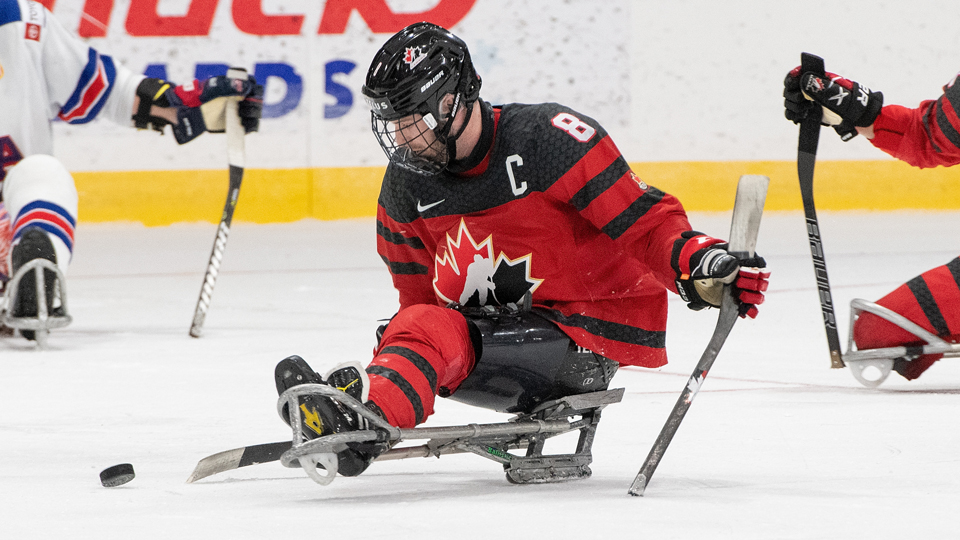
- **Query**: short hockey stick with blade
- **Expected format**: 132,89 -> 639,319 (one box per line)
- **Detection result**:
628,174 -> 768,496
187,440 -> 489,483
186,438 -> 533,483
796,52 -> 844,369
189,68 -> 247,338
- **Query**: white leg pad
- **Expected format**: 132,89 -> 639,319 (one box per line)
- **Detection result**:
2,155 -> 78,274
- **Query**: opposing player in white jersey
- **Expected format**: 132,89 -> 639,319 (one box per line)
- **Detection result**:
0,0 -> 263,341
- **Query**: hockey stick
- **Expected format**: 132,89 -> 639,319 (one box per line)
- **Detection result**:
186,439 -> 494,483
189,68 -> 247,338
796,52 -> 844,369
628,174 -> 768,497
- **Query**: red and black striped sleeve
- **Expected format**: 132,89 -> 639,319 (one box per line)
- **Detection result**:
870,75 -> 960,168
376,205 -> 437,309
543,124 -> 691,291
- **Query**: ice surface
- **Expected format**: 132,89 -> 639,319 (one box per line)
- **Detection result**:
2,212 -> 959,539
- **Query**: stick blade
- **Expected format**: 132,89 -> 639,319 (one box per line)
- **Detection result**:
728,175 -> 769,256
187,441 -> 291,483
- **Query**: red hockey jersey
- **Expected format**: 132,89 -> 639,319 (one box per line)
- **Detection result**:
870,73 -> 960,168
376,102 -> 693,368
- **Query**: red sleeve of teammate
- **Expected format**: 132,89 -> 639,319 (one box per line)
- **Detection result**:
870,74 -> 960,168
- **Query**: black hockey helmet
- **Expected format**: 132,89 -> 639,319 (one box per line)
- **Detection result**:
361,22 -> 482,175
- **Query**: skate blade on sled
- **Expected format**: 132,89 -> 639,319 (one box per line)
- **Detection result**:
844,298 -> 960,388
276,384 -> 624,486
1,259 -> 72,348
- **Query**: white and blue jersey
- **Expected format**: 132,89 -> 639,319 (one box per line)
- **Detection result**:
0,0 -> 142,187
0,0 -> 142,280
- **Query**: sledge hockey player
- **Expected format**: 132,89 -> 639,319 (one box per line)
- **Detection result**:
0,0 -> 263,341
274,22 -> 771,479
784,63 -> 960,380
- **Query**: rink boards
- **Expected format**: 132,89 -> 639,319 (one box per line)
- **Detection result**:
73,160 -> 960,225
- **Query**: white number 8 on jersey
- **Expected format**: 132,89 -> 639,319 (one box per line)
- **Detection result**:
551,113 -> 596,142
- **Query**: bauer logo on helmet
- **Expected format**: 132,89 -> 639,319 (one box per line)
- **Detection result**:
420,71 -> 444,94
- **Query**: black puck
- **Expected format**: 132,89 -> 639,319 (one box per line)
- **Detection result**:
100,463 -> 135,487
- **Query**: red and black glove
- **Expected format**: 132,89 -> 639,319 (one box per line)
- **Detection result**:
783,66 -> 883,141
671,231 -> 770,319
133,72 -> 264,144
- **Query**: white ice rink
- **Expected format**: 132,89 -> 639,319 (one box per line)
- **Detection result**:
2,210 -> 959,539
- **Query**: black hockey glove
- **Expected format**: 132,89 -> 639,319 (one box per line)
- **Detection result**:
783,66 -> 883,141
671,231 -> 770,319
133,72 -> 264,144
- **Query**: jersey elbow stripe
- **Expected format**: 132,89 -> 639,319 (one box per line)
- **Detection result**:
602,187 -> 666,240
569,158 -> 631,211
366,366 -> 425,425
934,97 -> 960,151
377,220 -> 425,249
58,50 -> 117,124
380,255 -> 429,275
541,311 -> 666,349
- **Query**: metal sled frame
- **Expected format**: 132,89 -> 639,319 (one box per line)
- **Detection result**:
1,259 -> 72,347
276,385 -> 624,486
844,298 -> 960,387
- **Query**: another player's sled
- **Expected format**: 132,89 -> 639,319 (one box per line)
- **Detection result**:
188,385 -> 623,485
843,299 -> 960,388
1,258 -> 71,347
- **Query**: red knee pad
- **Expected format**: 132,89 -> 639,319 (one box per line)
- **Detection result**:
367,305 -> 476,427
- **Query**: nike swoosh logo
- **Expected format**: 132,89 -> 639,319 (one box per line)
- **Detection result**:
417,199 -> 445,212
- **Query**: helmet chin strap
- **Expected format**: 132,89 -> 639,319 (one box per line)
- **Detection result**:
446,99 -> 493,174
443,96 -> 475,167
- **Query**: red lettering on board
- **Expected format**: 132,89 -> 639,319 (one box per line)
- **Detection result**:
77,0 -> 113,38
59,0 -> 476,37
318,0 -> 476,34
233,0 -> 304,36
125,0 -> 218,37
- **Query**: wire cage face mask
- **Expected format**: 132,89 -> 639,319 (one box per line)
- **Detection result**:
370,108 -> 452,176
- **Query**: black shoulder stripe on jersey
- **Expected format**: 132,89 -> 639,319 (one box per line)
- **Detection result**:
378,346 -> 439,391
947,257 -> 960,289
540,311 -> 665,349
380,254 -> 429,275
934,99 -> 960,151
906,275 -> 950,336
601,187 -> 666,240
569,158 -> 631,211
942,82 -> 960,127
377,220 -> 426,249
922,107 -> 944,154
366,366 -> 425,424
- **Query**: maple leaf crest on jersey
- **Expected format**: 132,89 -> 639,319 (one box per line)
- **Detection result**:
433,220 -> 543,307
